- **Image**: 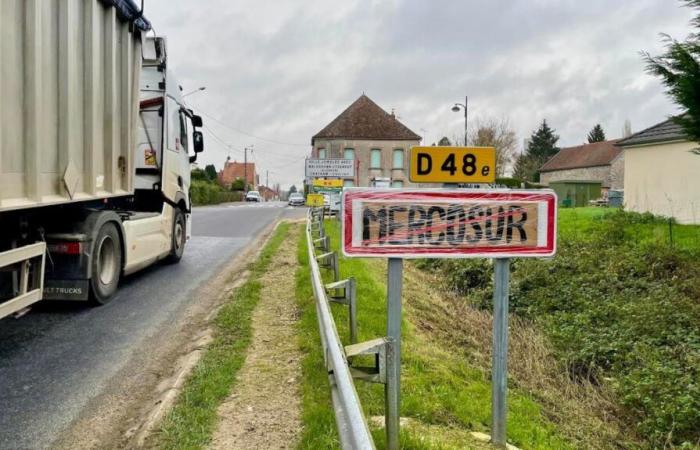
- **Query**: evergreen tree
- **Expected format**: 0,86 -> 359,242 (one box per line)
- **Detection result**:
437,136 -> 452,146
513,120 -> 560,182
587,124 -> 606,143
204,164 -> 218,181
644,0 -> 700,145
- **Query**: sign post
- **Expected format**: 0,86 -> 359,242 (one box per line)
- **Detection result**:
342,188 -> 556,448
386,257 -> 403,450
491,258 -> 510,447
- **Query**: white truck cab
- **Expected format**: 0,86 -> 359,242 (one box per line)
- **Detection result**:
0,2 -> 204,318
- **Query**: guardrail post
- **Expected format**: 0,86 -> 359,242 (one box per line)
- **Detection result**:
347,277 -> 357,344
386,257 -> 403,450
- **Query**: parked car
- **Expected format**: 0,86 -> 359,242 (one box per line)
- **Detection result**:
288,192 -> 305,206
245,191 -> 261,202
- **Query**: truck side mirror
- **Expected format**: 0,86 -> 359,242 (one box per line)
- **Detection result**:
193,131 -> 204,153
191,115 -> 203,128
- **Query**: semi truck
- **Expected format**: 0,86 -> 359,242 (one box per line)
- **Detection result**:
0,0 -> 204,319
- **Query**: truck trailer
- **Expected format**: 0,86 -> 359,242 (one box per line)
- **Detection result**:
0,0 -> 204,318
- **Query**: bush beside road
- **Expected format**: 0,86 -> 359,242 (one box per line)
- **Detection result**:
190,179 -> 244,206
416,208 -> 700,448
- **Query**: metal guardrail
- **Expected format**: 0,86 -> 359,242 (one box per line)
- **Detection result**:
306,209 -> 376,450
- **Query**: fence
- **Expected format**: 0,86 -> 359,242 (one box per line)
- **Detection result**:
306,208 -> 382,450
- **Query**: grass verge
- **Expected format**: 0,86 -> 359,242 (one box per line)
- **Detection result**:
416,207 -> 700,448
154,222 -> 290,449
296,220 -> 572,449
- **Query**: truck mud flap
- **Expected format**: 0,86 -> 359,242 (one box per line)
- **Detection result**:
43,280 -> 90,301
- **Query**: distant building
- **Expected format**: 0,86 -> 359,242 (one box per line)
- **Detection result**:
539,140 -> 624,195
310,94 -> 421,187
617,118 -> 700,224
218,160 -> 258,188
257,186 -> 278,201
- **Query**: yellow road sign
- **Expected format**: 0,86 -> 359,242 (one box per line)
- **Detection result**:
306,193 -> 325,207
409,146 -> 496,183
313,178 -> 344,188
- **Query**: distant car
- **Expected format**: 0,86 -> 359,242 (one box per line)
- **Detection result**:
245,191 -> 261,202
288,192 -> 305,206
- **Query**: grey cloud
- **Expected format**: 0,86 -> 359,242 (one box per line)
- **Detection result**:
145,0 -> 694,186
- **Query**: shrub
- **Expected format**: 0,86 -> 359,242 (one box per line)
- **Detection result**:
190,180 -> 242,205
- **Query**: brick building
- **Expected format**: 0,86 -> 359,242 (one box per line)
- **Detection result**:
218,160 -> 258,189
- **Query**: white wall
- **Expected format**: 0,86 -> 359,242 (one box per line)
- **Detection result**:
624,141 -> 700,224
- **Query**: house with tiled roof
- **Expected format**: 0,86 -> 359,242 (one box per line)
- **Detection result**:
616,117 -> 700,224
218,160 -> 258,189
310,94 -> 421,187
539,139 -> 624,194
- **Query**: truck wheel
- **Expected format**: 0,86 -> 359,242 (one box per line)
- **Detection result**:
166,208 -> 186,263
89,222 -> 122,305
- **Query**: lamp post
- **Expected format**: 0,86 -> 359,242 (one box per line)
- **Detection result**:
451,96 -> 468,146
183,86 -> 206,98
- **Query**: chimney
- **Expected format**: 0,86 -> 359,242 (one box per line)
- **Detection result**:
390,108 -> 395,119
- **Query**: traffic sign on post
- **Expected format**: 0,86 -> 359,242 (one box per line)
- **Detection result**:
342,188 -> 556,258
341,187 -> 557,449
305,193 -> 325,207
306,158 -> 355,178
313,178 -> 344,188
409,146 -> 496,184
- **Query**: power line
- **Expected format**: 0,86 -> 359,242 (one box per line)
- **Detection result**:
203,119 -> 309,164
190,102 -> 308,147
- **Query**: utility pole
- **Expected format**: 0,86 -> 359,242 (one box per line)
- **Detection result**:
244,146 -> 249,192
266,170 -> 269,188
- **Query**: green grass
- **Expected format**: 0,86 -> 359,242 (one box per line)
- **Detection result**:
155,222 -> 290,450
296,221 -> 573,449
558,207 -> 700,251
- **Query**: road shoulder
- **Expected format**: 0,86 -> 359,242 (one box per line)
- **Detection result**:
52,221 -> 283,450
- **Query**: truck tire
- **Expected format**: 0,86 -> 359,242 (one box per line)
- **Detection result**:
89,222 -> 122,305
166,208 -> 186,263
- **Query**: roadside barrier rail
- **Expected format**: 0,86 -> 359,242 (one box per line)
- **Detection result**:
306,208 -> 375,450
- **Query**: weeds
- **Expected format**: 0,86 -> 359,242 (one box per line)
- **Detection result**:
418,208 -> 700,447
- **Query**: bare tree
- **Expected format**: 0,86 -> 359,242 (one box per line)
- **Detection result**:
468,117 -> 518,177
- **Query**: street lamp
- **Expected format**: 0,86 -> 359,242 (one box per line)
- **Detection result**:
183,86 -> 206,98
451,96 -> 468,146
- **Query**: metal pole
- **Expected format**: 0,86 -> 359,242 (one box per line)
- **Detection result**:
244,147 -> 248,192
464,96 -> 468,146
491,258 -> 510,447
386,258 -> 403,450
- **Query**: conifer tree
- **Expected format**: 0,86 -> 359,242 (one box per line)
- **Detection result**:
513,119 -> 559,182
587,124 -> 606,143
644,0 -> 700,145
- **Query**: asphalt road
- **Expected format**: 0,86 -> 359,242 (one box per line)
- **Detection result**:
0,202 -> 306,450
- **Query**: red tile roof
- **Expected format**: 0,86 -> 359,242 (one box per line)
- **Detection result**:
540,140 -> 622,172
312,94 -> 421,144
218,161 -> 257,185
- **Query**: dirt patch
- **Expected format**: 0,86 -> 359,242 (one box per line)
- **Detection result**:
208,225 -> 302,450
51,222 -> 280,450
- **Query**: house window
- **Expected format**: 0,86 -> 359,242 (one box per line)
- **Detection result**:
344,148 -> 355,160
343,179 -> 355,187
318,148 -> 326,159
370,149 -> 382,169
392,148 -> 404,169
391,180 -> 403,188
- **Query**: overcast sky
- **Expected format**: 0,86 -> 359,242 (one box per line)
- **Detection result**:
147,0 -> 694,188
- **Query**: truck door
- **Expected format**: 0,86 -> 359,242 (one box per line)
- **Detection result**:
162,97 -> 190,205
